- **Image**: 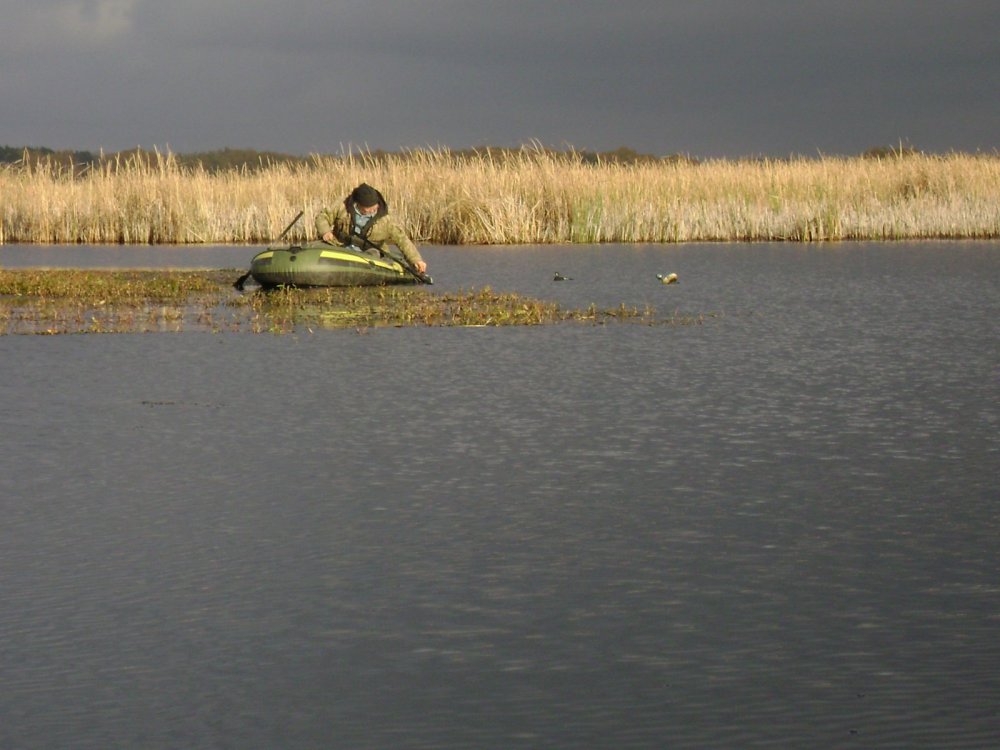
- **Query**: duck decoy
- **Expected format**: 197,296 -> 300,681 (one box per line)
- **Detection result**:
553,272 -> 572,281
656,273 -> 679,285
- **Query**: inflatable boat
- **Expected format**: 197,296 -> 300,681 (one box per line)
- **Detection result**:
242,242 -> 428,289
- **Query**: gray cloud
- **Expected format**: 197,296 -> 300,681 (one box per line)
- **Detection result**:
2,0 -> 997,156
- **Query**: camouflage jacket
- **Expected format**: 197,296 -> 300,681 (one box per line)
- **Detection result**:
314,191 -> 423,267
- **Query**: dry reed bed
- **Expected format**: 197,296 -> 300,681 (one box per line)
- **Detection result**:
1,149 -> 998,245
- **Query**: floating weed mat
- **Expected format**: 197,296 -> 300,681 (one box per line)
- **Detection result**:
0,269 -> 707,334
235,286 -> 576,330
226,285 -> 702,332
0,269 -> 227,302
0,269 -> 239,334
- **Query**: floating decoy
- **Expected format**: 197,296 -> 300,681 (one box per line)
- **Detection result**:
553,272 -> 571,281
656,273 -> 679,285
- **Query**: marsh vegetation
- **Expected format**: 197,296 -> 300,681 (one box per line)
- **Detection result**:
0,268 -> 691,334
1,147 -> 997,245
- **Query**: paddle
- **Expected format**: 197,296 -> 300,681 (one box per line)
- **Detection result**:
233,210 -> 305,290
349,234 -> 433,285
384,247 -> 433,285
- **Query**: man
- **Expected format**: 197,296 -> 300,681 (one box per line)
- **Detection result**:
315,183 -> 428,275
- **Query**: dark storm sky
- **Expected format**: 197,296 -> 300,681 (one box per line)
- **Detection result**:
2,0 -> 997,157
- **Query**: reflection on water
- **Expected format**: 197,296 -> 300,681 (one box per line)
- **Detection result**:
1,242 -> 998,749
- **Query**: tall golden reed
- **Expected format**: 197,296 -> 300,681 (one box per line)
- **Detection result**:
1,147 -> 998,244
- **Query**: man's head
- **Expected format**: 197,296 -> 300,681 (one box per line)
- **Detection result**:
351,183 -> 380,213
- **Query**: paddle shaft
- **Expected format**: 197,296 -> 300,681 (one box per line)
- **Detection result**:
354,235 -> 433,285
277,210 -> 305,242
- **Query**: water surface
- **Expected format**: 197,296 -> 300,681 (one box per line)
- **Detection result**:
1,241 -> 997,749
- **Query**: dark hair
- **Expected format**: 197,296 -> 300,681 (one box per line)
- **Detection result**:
351,183 -> 380,207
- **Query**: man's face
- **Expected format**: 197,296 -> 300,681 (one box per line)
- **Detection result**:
356,203 -> 378,216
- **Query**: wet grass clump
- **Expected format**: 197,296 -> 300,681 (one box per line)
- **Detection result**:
0,269 -> 234,334
0,269 -> 702,335
0,268 -> 229,302
237,285 -> 567,330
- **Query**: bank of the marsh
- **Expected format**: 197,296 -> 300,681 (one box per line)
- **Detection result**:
1,149 -> 998,245
0,268 -> 696,334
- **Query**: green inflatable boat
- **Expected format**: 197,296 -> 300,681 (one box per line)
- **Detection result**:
239,242 -> 429,289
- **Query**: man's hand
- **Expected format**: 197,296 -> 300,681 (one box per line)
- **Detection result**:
415,260 -> 428,274
322,231 -> 335,243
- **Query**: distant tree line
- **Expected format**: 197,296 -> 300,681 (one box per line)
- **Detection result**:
0,145 -> 307,172
0,142 -> 929,172
0,143 -> 699,171
0,144 -> 101,168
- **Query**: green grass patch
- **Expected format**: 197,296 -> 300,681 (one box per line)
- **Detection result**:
0,269 -> 707,334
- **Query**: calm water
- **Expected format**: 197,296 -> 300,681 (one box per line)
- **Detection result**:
1,242 -> 998,749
